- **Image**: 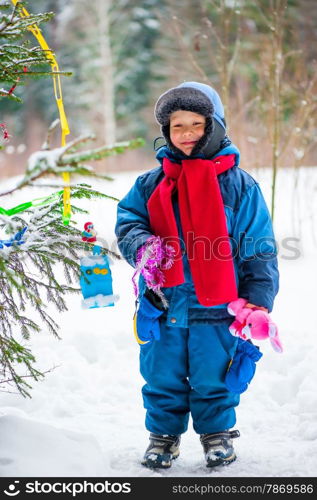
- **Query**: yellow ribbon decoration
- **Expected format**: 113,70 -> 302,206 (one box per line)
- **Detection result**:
11,0 -> 71,225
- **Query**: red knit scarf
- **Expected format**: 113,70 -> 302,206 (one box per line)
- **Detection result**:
147,154 -> 238,306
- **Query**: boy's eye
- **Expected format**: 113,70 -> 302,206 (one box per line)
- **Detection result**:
172,123 -> 203,128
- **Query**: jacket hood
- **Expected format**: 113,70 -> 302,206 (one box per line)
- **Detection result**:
177,81 -> 226,130
154,81 -> 229,158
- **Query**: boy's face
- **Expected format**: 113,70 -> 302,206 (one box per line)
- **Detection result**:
169,110 -> 206,155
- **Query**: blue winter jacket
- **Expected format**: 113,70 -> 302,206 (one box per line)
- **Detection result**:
115,144 -> 279,324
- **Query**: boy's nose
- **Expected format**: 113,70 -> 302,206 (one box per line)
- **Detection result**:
183,127 -> 194,136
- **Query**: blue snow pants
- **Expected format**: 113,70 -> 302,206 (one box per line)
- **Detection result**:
140,320 -> 240,436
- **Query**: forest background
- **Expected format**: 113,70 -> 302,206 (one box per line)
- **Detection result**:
1,0 -> 316,185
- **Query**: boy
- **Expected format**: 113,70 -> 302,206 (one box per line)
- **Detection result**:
115,82 -> 279,469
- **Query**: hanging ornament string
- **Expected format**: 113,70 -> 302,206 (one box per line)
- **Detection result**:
0,190 -> 64,217
10,0 -> 71,225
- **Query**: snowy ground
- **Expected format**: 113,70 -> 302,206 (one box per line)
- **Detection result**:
0,164 -> 317,477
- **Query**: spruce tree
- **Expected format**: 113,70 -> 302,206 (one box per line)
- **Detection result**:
0,0 -> 144,397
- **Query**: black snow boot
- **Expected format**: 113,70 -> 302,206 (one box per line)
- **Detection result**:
141,433 -> 181,469
200,429 -> 240,467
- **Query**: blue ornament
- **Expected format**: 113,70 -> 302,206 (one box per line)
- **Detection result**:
80,245 -> 118,309
0,226 -> 27,249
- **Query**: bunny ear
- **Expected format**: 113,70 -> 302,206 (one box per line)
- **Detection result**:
270,336 -> 283,353
268,323 -> 277,338
268,320 -> 283,352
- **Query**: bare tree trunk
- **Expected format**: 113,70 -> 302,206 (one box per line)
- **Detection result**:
268,0 -> 287,222
97,0 -> 116,146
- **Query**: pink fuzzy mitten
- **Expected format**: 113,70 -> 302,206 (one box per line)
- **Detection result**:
132,236 -> 175,307
227,298 -> 283,353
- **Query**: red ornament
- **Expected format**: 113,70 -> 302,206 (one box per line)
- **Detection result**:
82,222 -> 97,243
0,123 -> 10,141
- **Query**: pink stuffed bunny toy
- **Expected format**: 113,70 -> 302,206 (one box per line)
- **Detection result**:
227,298 -> 283,353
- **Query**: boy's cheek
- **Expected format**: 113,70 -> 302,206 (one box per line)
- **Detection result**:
170,132 -> 179,146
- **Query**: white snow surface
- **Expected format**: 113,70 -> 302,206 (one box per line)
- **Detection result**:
0,165 -> 317,478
